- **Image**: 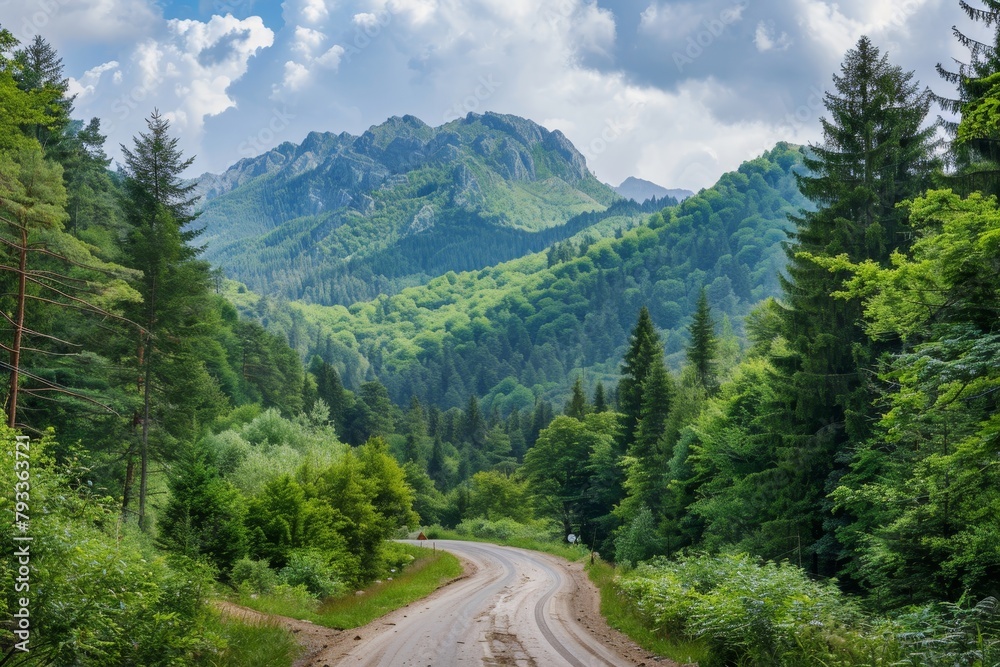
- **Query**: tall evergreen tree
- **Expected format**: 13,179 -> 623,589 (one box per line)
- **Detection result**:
12,35 -> 72,153
428,436 -> 448,489
593,381 -> 608,412
565,374 -> 589,419
462,394 -> 485,448
627,361 -> 674,515
119,110 -> 210,530
618,306 -> 665,451
935,1 -> 1000,195
768,36 -> 937,574
687,288 -> 718,392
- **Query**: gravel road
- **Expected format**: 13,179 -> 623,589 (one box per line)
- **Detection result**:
319,540 -> 657,666
221,540 -> 668,667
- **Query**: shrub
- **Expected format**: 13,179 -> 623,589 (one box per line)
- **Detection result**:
278,549 -> 345,599
618,553 -> 883,667
230,557 -> 279,595
453,517 -> 560,542
614,505 -> 665,569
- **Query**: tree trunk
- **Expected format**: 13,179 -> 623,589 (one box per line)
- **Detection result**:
7,225 -> 28,428
121,446 -> 135,517
138,333 -> 153,531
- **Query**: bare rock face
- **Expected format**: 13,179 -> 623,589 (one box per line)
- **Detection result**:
406,204 -> 436,235
195,111 -> 619,304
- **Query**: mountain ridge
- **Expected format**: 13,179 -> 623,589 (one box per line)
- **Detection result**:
613,176 -> 693,203
194,112 -> 633,306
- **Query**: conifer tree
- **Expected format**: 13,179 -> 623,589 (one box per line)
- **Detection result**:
768,36 -> 936,573
618,306 -> 664,450
428,436 -> 448,489
935,1 -> 1000,195
119,110 -> 210,530
593,381 -> 608,412
628,361 -> 674,513
565,375 -> 588,419
687,288 -> 717,392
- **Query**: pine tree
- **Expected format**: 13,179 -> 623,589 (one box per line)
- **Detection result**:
687,288 -> 717,392
463,394 -> 485,447
618,306 -> 665,451
565,374 -> 588,419
13,35 -> 72,153
428,436 -> 448,489
628,361 -> 674,514
769,36 -> 937,574
119,110 -> 209,530
935,1 -> 1000,195
593,381 -> 608,412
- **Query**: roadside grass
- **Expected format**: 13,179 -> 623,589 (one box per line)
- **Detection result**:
232,543 -> 462,630
194,612 -> 302,667
587,560 -> 711,666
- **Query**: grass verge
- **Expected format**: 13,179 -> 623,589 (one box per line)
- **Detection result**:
194,612 -> 302,667
233,543 -> 462,630
587,559 -> 711,666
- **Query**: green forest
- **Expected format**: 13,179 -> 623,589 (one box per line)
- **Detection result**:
3,2 -> 1000,665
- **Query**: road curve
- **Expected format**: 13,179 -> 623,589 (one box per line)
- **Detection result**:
328,540 -> 640,666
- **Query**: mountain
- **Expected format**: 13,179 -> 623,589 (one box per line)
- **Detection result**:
196,112 -> 640,306
614,177 -> 693,203
229,143 -> 809,409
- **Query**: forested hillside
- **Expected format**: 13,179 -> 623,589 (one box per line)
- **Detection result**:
196,113 -> 637,305
231,142 -> 808,409
4,2 -> 1000,665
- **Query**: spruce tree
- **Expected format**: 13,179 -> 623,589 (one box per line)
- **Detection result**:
119,110 -> 209,530
629,361 -> 674,514
618,306 -> 665,451
935,1 -> 1000,195
428,436 -> 448,489
13,35 -> 72,152
687,288 -> 717,392
769,36 -> 936,574
565,374 -> 588,419
593,381 -> 608,412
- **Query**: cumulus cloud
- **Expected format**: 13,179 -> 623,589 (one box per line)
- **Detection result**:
39,0 -> 974,187
59,11 -> 273,171
67,61 -> 121,101
754,21 -> 793,52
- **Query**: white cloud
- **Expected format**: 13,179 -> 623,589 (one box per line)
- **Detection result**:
65,12 -> 273,170
280,60 -> 311,91
67,61 -> 120,101
794,0 -> 933,57
316,45 -> 346,69
575,4 -> 616,57
638,2 -> 702,39
301,0 -> 331,24
754,21 -> 793,52
292,25 -> 328,58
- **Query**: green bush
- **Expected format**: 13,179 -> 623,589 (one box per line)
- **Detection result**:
614,505 -> 665,569
618,553 -> 885,667
1,428 -> 221,666
230,557 -> 279,595
278,549 -> 345,598
453,517 -> 560,542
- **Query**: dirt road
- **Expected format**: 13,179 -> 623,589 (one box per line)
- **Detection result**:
235,539 -> 664,666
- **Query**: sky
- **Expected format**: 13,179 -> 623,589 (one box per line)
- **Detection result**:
0,0 -> 976,190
